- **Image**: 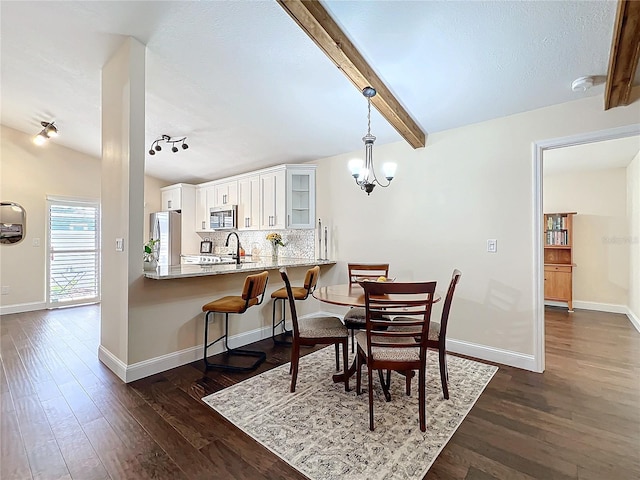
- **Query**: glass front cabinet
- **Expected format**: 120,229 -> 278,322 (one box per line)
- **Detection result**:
286,165 -> 316,229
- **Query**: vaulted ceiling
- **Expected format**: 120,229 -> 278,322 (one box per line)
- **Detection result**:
1,1 -> 638,184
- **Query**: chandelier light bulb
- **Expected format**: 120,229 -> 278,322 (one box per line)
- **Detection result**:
348,159 -> 364,177
382,162 -> 397,180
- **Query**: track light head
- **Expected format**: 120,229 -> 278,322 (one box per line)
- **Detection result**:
171,145 -> 178,153
148,149 -> 155,155
154,144 -> 162,152
33,121 -> 59,146
182,142 -> 189,150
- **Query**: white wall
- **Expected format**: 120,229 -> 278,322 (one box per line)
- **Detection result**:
315,94 -> 639,367
0,125 -> 101,312
628,152 -> 640,328
544,168 -> 629,307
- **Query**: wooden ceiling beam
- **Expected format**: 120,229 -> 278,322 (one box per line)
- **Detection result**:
277,0 -> 426,148
604,0 -> 640,110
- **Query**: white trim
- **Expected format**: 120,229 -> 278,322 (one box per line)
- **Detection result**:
0,301 -> 47,316
110,312 -> 334,383
571,301 -> 629,314
447,338 -> 536,372
98,345 -> 128,382
532,123 -> 640,374
627,309 -> 640,334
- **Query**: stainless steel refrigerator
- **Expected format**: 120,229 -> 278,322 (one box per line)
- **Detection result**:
150,211 -> 181,266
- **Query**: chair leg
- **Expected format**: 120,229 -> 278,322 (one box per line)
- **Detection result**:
368,364 -> 375,431
342,339 -> 349,392
204,312 -> 267,372
272,298 -> 293,346
439,347 -> 449,399
405,370 -> 412,396
419,365 -> 426,432
290,340 -> 301,393
351,328 -> 355,353
334,343 -> 339,371
356,349 -> 362,395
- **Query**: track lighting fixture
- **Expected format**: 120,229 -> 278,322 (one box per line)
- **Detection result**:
148,134 -> 189,156
33,121 -> 59,146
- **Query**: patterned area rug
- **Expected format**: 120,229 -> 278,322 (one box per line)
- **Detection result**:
202,347 -> 497,480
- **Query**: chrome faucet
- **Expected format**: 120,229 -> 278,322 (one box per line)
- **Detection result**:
225,232 -> 241,265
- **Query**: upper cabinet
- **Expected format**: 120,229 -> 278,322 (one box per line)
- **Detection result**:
213,180 -> 238,208
161,184 -> 195,212
238,174 -> 260,230
195,184 -> 216,232
260,168 -> 286,230
286,166 -> 316,229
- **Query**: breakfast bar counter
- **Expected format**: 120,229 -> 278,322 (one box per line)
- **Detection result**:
144,257 -> 336,280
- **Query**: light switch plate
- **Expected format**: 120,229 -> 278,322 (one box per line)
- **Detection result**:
487,239 -> 497,253
116,238 -> 125,252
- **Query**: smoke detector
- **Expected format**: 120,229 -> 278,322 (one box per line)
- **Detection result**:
571,76 -> 595,92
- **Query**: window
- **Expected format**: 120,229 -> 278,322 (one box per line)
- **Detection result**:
47,198 -> 100,307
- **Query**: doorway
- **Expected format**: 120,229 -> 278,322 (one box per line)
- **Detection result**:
532,124 -> 640,372
47,197 -> 101,308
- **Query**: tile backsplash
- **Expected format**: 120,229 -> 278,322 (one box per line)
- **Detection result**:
201,230 -> 315,259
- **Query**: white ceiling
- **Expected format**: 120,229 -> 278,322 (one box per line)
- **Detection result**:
0,1 -> 628,184
544,135 -> 640,175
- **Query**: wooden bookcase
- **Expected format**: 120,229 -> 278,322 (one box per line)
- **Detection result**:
543,212 -> 577,312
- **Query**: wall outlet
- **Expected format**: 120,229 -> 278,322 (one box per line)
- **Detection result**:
1,286 -> 9,295
32,237 -> 40,247
116,238 -> 124,252
487,239 -> 498,253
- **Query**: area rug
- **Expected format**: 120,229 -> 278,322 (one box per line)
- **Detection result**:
202,347 -> 498,480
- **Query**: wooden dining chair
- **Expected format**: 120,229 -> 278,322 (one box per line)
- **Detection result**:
343,263 -> 390,352
356,280 -> 437,431
389,269 -> 462,399
270,265 -> 320,345
280,268 -> 349,393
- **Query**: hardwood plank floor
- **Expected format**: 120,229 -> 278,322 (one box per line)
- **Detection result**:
0,305 -> 638,479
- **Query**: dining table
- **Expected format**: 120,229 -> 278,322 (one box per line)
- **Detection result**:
313,282 -> 442,400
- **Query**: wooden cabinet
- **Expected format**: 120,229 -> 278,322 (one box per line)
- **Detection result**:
238,175 -> 260,230
544,212 -> 577,311
260,169 -> 286,230
286,166 -> 316,229
195,184 -> 215,232
213,180 -> 238,207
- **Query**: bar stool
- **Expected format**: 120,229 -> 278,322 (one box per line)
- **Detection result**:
270,265 -> 320,345
202,270 -> 269,371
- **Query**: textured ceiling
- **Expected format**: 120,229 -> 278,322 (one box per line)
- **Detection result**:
0,1 -> 623,184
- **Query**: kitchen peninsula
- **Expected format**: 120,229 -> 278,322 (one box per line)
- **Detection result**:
144,257 -> 335,280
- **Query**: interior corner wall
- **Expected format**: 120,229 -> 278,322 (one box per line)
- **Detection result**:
0,125 -> 101,312
100,37 -> 146,367
314,94 -> 639,360
144,175 -> 169,242
544,168 -> 629,306
628,151 -> 640,321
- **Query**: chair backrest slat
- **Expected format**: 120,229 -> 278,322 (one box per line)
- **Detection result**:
242,271 -> 269,304
362,281 -> 437,358
303,265 -> 320,294
348,263 -> 389,284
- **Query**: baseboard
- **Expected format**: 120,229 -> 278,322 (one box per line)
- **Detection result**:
627,308 -> 640,334
0,301 -> 46,316
116,312 -> 332,383
98,345 -> 128,382
571,300 -> 629,314
446,338 -> 537,372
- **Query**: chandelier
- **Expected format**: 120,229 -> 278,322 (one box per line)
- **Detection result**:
348,87 -> 397,195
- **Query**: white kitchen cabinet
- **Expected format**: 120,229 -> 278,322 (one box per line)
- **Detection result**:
195,184 -> 215,232
238,175 -> 260,230
260,168 -> 286,230
161,184 -> 196,213
213,180 -> 238,207
286,166 -> 316,229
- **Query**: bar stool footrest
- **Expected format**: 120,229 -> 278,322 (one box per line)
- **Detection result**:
205,348 -> 266,372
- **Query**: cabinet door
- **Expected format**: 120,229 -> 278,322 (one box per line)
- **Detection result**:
238,175 -> 260,230
195,187 -> 212,231
161,187 -> 181,211
260,170 -> 286,229
286,168 -> 316,229
214,180 -> 238,207
544,267 -> 572,301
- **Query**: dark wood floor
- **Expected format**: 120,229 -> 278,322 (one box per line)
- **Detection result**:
1,305 -> 638,479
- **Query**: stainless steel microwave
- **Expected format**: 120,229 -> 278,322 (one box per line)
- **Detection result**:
210,205 -> 237,230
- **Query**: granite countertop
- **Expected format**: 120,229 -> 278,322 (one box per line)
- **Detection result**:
143,257 -> 336,280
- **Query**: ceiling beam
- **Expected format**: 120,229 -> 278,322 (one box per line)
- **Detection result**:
604,0 -> 640,110
277,0 -> 426,149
